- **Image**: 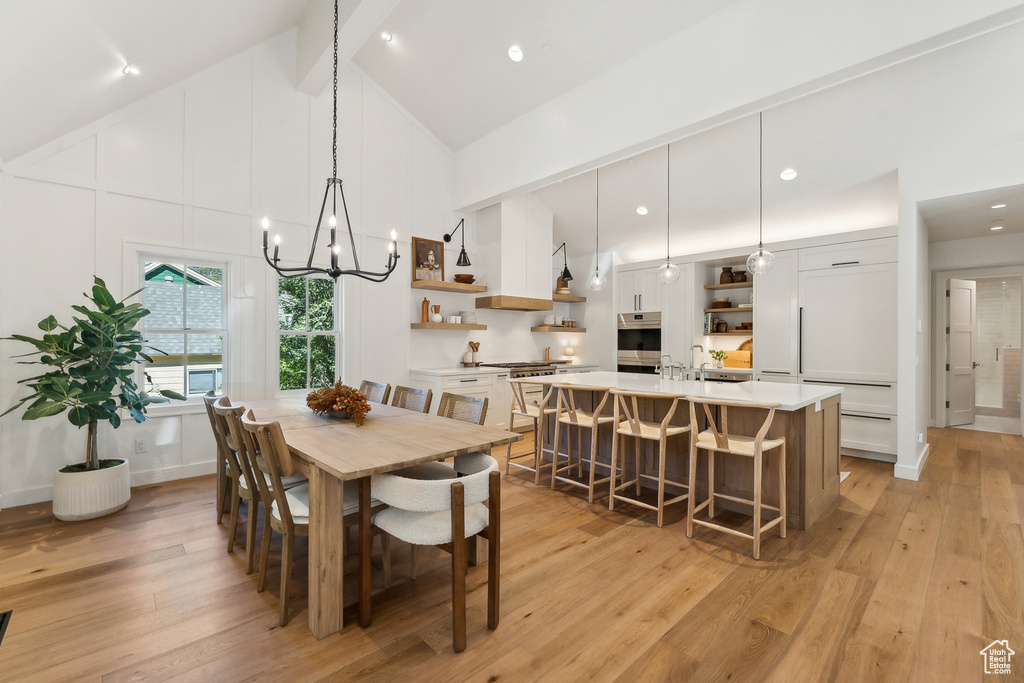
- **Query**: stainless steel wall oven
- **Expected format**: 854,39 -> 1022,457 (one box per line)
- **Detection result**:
616,312 -> 661,374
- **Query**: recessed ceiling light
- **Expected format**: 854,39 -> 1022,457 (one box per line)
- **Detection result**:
991,203 -> 1006,209
779,168 -> 797,180
991,225 -> 1004,231
122,63 -> 141,76
508,45 -> 523,62
380,30 -> 392,42
636,206 -> 648,215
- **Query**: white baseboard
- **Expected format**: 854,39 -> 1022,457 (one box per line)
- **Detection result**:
894,443 -> 930,481
0,461 -> 217,510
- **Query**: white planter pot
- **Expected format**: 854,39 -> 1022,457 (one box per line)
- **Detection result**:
52,460 -> 131,521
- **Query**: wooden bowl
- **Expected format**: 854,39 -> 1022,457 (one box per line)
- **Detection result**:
454,274 -> 475,284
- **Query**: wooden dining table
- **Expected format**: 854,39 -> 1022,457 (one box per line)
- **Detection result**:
243,396 -> 521,639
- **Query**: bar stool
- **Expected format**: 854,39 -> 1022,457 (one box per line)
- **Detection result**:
504,378 -> 557,484
686,398 -> 787,560
550,384 -> 617,502
608,390 -> 691,527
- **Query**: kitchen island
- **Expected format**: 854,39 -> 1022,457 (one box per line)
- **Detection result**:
529,372 -> 843,529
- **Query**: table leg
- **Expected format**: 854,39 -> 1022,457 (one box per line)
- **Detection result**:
307,466 -> 345,639
359,476 -> 372,627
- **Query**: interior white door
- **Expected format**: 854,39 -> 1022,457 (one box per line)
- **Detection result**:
947,278 -> 976,427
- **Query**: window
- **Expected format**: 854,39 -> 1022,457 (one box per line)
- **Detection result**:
140,259 -> 227,397
278,277 -> 338,390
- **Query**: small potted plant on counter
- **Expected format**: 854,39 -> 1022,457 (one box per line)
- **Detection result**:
709,349 -> 728,368
2,277 -> 185,521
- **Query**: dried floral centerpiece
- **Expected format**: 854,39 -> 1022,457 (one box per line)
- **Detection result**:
306,380 -> 371,426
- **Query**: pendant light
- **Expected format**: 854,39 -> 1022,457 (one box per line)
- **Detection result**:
656,145 -> 680,284
261,0 -> 398,282
746,112 -> 775,275
444,218 -> 471,267
587,169 -> 607,291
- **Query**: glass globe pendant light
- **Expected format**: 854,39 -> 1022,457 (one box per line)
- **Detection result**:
657,144 -> 680,284
746,112 -> 775,275
587,168 -> 607,291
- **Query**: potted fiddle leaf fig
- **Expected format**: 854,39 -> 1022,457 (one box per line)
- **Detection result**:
2,277 -> 185,520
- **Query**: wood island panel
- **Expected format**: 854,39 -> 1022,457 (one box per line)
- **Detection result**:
540,391 -> 841,530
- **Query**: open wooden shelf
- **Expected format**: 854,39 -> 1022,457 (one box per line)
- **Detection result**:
704,281 -> 753,290
705,331 -> 753,336
552,292 -> 587,303
410,322 -> 487,330
531,326 -> 587,333
411,280 -> 487,294
703,307 -> 753,313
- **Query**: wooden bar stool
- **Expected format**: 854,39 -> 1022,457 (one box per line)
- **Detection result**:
608,390 -> 691,527
550,384 -> 616,502
686,398 -> 787,559
504,378 -> 557,484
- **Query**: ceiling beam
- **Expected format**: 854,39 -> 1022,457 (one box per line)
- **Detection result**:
296,0 -> 401,96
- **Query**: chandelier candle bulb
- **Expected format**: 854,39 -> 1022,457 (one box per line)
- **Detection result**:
273,234 -> 280,262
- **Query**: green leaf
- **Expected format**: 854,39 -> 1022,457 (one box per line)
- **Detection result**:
37,315 -> 61,332
108,412 -> 121,429
159,389 -> 187,401
24,401 -> 68,420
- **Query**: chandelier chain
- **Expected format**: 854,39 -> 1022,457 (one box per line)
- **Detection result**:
332,0 -> 338,180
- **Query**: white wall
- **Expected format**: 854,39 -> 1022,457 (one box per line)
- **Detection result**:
0,31 -> 458,507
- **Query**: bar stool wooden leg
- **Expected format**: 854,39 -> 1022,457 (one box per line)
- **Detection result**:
587,423 -> 600,503
656,441 -> 667,528
708,451 -> 716,518
779,442 -> 787,539
686,442 -> 698,537
533,416 -> 543,485
577,424 -> 584,478
753,450 -> 763,560
634,437 -> 642,496
609,431 -> 619,511
551,417 -> 563,491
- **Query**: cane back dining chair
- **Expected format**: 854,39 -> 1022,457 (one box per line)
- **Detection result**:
359,380 -> 392,405
686,397 -> 787,560
391,385 -> 433,413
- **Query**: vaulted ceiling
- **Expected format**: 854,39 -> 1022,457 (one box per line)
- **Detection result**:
2,0 -> 1024,260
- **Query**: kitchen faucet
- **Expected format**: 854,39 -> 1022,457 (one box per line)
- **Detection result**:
699,362 -> 708,391
690,344 -> 704,372
660,354 -> 673,379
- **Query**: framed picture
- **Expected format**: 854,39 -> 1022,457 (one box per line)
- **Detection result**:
412,237 -> 444,282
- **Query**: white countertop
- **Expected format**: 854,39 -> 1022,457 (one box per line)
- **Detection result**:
530,371 -> 841,412
410,363 -> 599,377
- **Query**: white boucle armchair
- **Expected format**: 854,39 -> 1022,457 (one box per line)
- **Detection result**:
370,453 -> 501,652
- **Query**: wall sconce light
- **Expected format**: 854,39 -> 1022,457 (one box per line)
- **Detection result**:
444,218 -> 471,267
553,242 -> 573,282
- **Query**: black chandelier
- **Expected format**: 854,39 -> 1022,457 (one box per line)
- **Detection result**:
261,0 -> 398,281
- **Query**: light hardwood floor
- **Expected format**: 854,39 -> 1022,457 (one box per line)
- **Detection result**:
0,426 -> 1022,682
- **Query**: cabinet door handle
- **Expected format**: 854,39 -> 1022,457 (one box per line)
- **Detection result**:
841,412 -> 892,421
459,379 -> 478,383
760,370 -> 790,375
798,306 -> 803,374
803,379 -> 892,388
831,260 -> 860,267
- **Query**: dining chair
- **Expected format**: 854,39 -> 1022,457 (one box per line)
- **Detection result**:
686,397 -> 787,560
202,391 -> 232,525
370,454 -> 501,652
550,384 -> 617,503
359,380 -> 392,405
391,385 -> 433,413
215,397 -> 306,567
240,410 -> 309,626
504,379 -> 557,484
608,389 -> 691,527
437,392 -> 488,426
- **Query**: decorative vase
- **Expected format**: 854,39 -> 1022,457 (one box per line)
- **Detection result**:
326,408 -> 350,419
52,459 -> 131,521
715,321 -> 728,333
421,297 -> 430,323
716,360 -> 724,368
734,270 -> 747,283
720,267 -> 734,284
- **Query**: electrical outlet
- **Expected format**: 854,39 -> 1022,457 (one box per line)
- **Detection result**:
917,432 -> 924,444
134,439 -> 148,454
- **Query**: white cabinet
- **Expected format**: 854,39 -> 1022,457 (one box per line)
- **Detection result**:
753,250 -> 798,378
797,261 -> 897,383
617,267 -> 663,313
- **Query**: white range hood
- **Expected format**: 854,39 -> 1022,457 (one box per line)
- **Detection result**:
475,194 -> 554,311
